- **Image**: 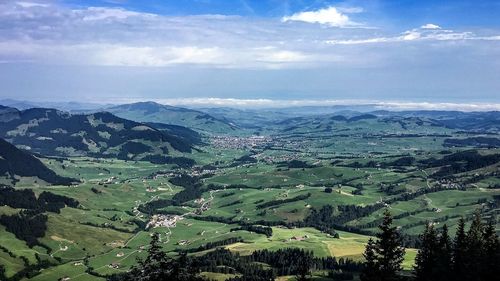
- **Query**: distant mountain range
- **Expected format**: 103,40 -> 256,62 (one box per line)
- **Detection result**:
196,107 -> 291,129
0,106 -> 199,163
270,113 -> 415,135
105,102 -> 238,134
0,99 -> 111,111
0,100 -> 238,134
370,110 -> 500,131
199,107 -> 500,133
0,105 -> 20,122
196,106 -> 378,128
0,138 -> 76,185
2,100 -> 498,134
262,111 -> 500,137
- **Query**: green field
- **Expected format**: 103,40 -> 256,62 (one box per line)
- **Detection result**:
1,115 -> 499,281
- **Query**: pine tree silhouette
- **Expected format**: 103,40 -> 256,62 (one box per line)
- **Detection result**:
361,209 -> 405,281
414,223 -> 438,281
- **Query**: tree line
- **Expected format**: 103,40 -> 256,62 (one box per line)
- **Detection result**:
0,186 -> 79,247
360,209 -> 499,281
109,233 -> 362,281
108,209 -> 498,281
413,213 -> 499,281
0,186 -> 79,213
256,192 -> 311,209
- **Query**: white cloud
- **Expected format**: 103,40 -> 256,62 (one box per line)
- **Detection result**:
256,50 -> 308,63
478,35 -> 500,40
402,30 -> 421,41
113,46 -> 322,68
324,37 -> 388,45
421,23 -> 441,30
373,101 -> 500,112
0,41 -> 321,68
133,98 -> 500,111
80,7 -> 155,21
325,26 -> 494,45
94,45 -> 223,66
158,98 -> 279,107
282,6 -> 360,27
16,2 -> 49,8
1,1 -> 500,71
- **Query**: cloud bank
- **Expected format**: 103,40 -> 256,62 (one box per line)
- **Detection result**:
119,98 -> 500,111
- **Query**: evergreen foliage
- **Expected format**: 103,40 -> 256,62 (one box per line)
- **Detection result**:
111,233 -> 205,281
360,209 -> 405,281
412,212 -> 499,281
414,223 -> 438,281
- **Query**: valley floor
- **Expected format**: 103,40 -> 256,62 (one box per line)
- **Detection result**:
1,115 -> 499,281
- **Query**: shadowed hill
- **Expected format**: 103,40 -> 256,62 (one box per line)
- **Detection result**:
0,138 -> 77,185
0,107 -> 198,164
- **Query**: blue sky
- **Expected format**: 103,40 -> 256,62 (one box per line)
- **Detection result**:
0,0 -> 499,109
60,0 -> 500,24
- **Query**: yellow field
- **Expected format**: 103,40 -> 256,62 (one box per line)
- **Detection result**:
225,227 -> 416,270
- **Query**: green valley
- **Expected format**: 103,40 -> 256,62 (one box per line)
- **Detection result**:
0,105 -> 498,281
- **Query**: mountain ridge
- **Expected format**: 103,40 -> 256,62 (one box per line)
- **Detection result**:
0,106 -> 199,164
0,137 -> 77,185
105,102 -> 238,134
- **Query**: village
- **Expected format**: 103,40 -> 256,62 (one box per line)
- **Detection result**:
210,135 -> 272,150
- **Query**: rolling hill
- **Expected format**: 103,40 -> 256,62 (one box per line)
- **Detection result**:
0,105 -> 20,122
0,138 -> 76,185
0,99 -> 110,112
0,107 -> 198,164
197,107 -> 291,129
196,105 -> 381,129
272,113 -> 442,135
371,110 -> 500,132
106,102 -> 238,134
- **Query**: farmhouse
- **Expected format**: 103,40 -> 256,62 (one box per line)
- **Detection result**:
290,235 -> 308,241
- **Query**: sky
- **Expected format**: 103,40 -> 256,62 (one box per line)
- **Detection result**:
0,0 -> 499,109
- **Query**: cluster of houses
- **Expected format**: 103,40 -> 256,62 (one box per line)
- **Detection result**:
146,214 -> 182,229
211,135 -> 271,149
132,201 -> 144,219
437,178 -> 464,189
97,176 -> 118,185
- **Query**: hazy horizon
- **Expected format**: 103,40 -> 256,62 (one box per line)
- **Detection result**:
2,97 -> 500,112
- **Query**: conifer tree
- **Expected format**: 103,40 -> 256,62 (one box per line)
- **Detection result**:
375,209 -> 405,281
464,211 -> 484,281
138,232 -> 172,281
360,238 -> 380,281
0,265 -> 6,281
117,233 -> 205,281
295,251 -> 313,281
361,209 -> 405,281
414,223 -> 438,281
413,214 -> 499,281
453,217 -> 467,281
435,224 -> 452,281
481,217 -> 500,281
